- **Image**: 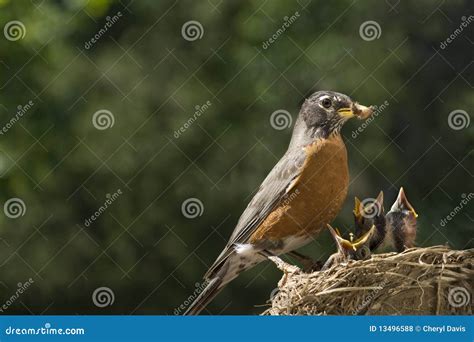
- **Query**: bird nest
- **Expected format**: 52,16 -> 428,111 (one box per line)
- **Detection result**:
262,246 -> 473,315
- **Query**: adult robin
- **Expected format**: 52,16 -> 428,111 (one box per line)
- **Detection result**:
184,91 -> 373,315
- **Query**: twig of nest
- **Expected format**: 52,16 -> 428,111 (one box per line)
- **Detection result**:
262,246 -> 473,315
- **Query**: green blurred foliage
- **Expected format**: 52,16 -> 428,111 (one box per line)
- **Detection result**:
0,0 -> 472,314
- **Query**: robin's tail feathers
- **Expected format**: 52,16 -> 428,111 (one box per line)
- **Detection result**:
183,277 -> 222,315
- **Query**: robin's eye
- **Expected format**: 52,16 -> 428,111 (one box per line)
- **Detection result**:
321,98 -> 332,109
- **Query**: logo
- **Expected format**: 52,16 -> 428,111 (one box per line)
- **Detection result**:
359,198 -> 381,219
4,198 -> 26,218
448,109 -> 470,130
92,109 -> 115,130
181,21 -> 204,41
270,110 -> 292,130
359,21 -> 382,41
92,287 -> 115,308
448,286 -> 470,308
181,198 -> 204,219
4,21 -> 26,41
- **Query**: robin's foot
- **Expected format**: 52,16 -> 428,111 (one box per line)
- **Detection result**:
267,255 -> 301,274
287,251 -> 323,272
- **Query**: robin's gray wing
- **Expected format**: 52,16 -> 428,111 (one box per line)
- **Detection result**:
205,149 -> 307,279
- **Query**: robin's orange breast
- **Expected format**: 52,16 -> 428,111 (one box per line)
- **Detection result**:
249,134 -> 349,244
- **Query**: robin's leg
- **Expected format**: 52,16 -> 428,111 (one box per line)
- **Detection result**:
259,250 -> 301,274
287,251 -> 323,272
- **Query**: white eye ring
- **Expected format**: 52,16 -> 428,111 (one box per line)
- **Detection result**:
320,97 -> 332,109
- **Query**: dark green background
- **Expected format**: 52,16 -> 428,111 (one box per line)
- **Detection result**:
0,0 -> 472,315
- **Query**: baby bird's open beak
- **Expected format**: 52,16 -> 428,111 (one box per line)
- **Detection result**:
353,197 -> 363,224
352,225 -> 375,249
327,224 -> 356,252
393,187 -> 418,218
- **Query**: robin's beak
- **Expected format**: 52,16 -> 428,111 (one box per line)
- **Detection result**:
353,197 -> 363,223
352,225 -> 375,249
327,224 -> 357,252
374,190 -> 384,214
327,224 -> 341,241
393,187 -> 418,218
337,102 -> 373,120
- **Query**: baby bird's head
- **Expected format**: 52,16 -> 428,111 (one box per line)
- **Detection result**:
327,224 -> 374,261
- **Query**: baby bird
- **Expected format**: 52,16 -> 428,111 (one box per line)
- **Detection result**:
353,191 -> 386,252
353,197 -> 373,237
322,224 -> 374,270
323,187 -> 418,271
362,187 -> 418,252
384,187 -> 418,252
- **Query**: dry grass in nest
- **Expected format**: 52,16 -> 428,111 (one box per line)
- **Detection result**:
262,246 -> 473,315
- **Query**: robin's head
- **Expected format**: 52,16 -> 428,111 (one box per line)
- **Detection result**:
300,91 -> 373,137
